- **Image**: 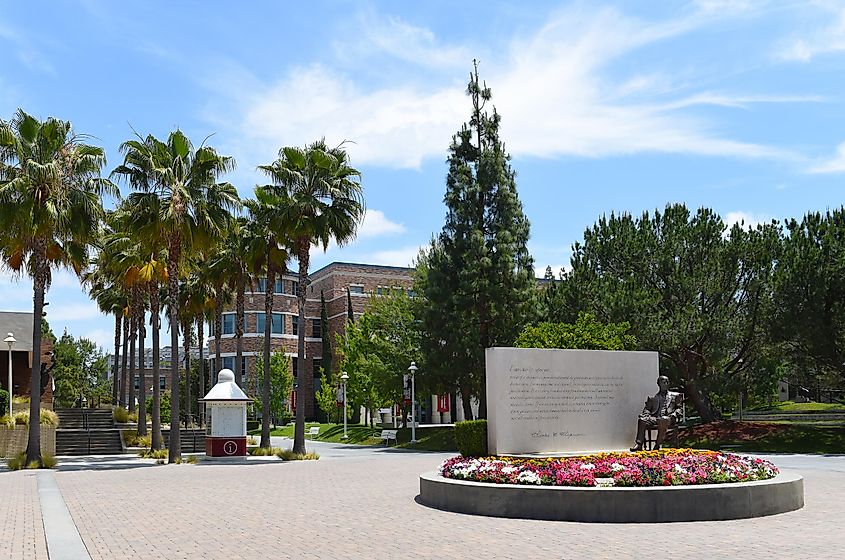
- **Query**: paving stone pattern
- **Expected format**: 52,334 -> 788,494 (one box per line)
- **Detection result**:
3,451 -> 845,559
55,455 -> 845,560
0,472 -> 49,560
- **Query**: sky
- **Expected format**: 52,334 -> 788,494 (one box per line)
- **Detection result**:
2,0 -> 845,353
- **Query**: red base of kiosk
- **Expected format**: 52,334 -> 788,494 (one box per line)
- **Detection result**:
206,436 -> 247,457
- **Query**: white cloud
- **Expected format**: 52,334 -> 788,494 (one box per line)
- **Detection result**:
81,328 -> 114,353
335,12 -> 473,70
724,211 -> 772,231
366,245 -> 425,268
358,209 -> 406,238
778,2 -> 845,62
808,142 -> 845,173
46,302 -> 102,322
209,5 -> 807,170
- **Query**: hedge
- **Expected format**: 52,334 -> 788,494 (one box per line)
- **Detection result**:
454,419 -> 488,457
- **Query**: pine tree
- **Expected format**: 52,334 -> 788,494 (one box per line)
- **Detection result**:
416,61 -> 535,419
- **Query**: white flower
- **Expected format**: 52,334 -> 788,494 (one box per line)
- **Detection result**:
611,462 -> 625,472
517,471 -> 541,484
580,463 -> 595,470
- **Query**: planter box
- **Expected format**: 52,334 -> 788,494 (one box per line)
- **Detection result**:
0,425 -> 56,458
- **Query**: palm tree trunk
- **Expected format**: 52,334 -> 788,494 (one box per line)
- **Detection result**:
25,245 -> 47,465
120,311 -> 129,407
112,314 -> 121,405
150,285 -> 162,450
196,316 -> 205,427
137,307 -> 147,436
167,241 -> 182,463
235,275 -> 245,387
293,240 -> 309,454
182,318 -> 191,428
214,285 -> 223,385
261,267 -> 274,448
128,303 -> 137,414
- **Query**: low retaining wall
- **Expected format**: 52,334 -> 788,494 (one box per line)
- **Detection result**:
419,471 -> 804,523
0,426 -> 56,458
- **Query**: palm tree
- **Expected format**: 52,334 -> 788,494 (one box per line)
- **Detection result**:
112,130 -> 238,462
258,140 -> 364,454
0,109 -> 115,464
245,192 -> 290,448
83,266 -> 127,407
208,217 -> 256,389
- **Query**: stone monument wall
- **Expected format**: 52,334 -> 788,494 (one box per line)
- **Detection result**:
486,347 -> 658,455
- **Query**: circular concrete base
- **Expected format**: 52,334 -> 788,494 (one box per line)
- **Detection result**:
418,471 -> 803,523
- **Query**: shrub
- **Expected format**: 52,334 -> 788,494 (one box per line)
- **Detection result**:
13,411 -> 29,425
145,391 -> 171,423
454,420 -> 488,457
139,449 -> 168,459
276,449 -> 319,461
6,452 -> 25,470
185,455 -> 199,464
40,409 -> 59,426
247,436 -> 258,445
123,430 -> 151,448
0,415 -> 13,429
0,389 -> 8,415
40,454 -> 57,469
249,446 -> 281,456
12,395 -> 29,404
515,312 -> 637,350
113,407 -> 130,423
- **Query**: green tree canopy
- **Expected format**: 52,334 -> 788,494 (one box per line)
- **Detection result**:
516,313 -> 637,350
552,204 -> 780,422
416,62 -> 534,420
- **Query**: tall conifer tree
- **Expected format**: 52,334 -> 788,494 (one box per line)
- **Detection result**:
416,61 -> 534,419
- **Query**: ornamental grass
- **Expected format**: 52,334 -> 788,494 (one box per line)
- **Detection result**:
440,449 -> 778,487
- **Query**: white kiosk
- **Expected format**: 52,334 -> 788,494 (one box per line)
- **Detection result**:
201,369 -> 251,457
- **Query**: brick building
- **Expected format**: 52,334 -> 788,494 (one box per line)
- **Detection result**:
208,262 -> 414,419
0,311 -> 55,404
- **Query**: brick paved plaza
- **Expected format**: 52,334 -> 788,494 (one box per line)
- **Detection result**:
2,445 -> 844,560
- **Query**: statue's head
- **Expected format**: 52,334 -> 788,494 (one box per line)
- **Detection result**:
657,376 -> 670,391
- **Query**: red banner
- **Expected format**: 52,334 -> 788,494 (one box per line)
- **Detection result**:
437,394 -> 450,413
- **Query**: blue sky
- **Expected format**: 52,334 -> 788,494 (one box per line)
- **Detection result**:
2,0 -> 845,352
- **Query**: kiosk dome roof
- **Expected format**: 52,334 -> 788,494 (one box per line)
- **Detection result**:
201,369 -> 251,401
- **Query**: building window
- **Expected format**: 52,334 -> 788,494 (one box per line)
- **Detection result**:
257,312 -> 284,334
349,284 -> 364,294
376,286 -> 385,295
292,315 -> 298,336
292,357 -> 298,378
159,376 -> 166,390
256,278 -> 267,293
222,313 -> 235,335
222,356 -> 235,371
313,359 -> 322,378
134,376 -> 140,390
312,318 -> 321,338
275,278 -> 284,294
291,281 -> 300,296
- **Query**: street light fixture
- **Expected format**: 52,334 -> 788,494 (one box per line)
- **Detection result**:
408,361 -> 418,443
340,371 -> 349,440
4,333 -> 15,417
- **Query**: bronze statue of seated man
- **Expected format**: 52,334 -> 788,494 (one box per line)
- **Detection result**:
630,375 -> 683,451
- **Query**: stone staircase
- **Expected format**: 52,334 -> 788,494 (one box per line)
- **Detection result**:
55,409 -> 124,455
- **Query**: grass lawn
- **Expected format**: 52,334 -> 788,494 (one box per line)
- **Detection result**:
682,420 -> 845,454
747,400 -> 845,414
248,422 -> 458,451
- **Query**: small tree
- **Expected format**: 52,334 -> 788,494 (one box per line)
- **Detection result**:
254,353 -> 293,428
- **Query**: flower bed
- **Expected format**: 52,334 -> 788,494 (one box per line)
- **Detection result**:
440,449 -> 778,487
